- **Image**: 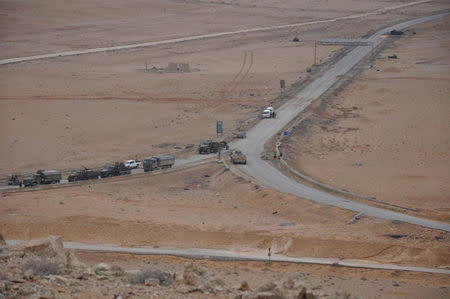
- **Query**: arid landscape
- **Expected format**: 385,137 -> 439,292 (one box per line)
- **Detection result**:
0,0 -> 449,298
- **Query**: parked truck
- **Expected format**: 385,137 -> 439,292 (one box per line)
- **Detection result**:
67,168 -> 101,182
198,140 -> 228,154
7,174 -> 21,186
23,170 -> 62,187
100,162 -> 131,178
143,154 -> 175,172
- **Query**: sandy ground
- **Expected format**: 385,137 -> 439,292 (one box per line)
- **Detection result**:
282,16 -> 450,222
1,162 -> 449,297
1,162 -> 449,269
1,1 -> 450,297
0,0 -> 448,176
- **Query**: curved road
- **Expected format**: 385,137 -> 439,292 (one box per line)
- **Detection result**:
232,13 -> 450,232
1,9 -> 448,232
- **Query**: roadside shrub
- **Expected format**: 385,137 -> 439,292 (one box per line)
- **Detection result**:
127,269 -> 172,286
22,258 -> 61,276
110,264 -> 124,276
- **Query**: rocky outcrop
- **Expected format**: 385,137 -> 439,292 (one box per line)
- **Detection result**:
21,235 -> 67,265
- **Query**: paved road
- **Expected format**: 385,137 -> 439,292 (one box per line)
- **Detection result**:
1,9 -> 448,232
0,0 -> 431,65
5,240 -> 449,275
232,13 -> 450,232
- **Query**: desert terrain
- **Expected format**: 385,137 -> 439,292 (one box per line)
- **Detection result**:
282,16 -> 450,222
0,0 -> 448,175
1,0 -> 450,298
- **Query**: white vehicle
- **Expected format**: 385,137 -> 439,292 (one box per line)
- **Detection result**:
262,106 -> 276,118
124,159 -> 140,169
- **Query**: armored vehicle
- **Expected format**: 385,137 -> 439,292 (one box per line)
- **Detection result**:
100,162 -> 131,178
143,154 -> 175,172
68,168 -> 101,182
23,170 -> 61,187
230,150 -> 247,164
198,140 -> 228,154
7,174 -> 21,186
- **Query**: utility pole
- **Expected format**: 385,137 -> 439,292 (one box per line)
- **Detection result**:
314,41 -> 317,65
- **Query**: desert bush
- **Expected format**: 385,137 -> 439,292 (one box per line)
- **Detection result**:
127,269 -> 172,286
110,264 -> 124,276
22,258 -> 61,276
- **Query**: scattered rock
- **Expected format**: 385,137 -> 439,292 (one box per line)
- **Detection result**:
330,290 -> 359,299
183,262 -> 206,286
239,280 -> 251,291
66,250 -> 85,269
145,278 -> 160,286
48,274 -> 70,285
94,262 -> 111,273
23,269 -> 34,281
282,278 -> 305,290
0,233 -> 6,246
258,281 -> 277,292
240,291 -> 285,299
296,287 -> 316,299
176,284 -> 198,294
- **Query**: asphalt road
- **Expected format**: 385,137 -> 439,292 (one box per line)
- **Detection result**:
1,10 -> 448,232
232,13 -> 450,232
5,240 -> 449,275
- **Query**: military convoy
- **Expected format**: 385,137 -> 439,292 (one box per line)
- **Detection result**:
7,174 -> 21,186
67,168 -> 101,182
198,140 -> 228,154
143,154 -> 175,172
23,170 -> 62,187
100,162 -> 131,178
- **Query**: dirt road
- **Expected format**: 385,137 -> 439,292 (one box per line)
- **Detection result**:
0,0 -> 433,66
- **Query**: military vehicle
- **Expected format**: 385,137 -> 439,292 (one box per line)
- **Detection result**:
230,150 -> 247,164
143,154 -> 175,172
236,131 -> 246,138
7,174 -> 21,186
67,168 -> 101,182
100,162 -> 131,178
23,170 -> 62,187
198,140 -> 228,154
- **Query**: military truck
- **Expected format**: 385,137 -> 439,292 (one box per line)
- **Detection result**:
7,174 -> 21,185
143,154 -> 175,172
198,140 -> 228,154
23,170 -> 62,187
100,162 -> 131,178
230,150 -> 247,164
67,168 -> 101,182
